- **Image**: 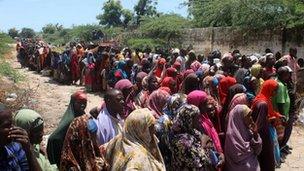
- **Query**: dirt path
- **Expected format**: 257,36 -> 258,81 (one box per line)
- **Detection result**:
9,49 -> 102,134
6,47 -> 304,170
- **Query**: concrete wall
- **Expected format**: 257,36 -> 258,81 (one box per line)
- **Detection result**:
181,27 -> 304,58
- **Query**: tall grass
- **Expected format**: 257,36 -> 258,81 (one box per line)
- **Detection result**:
0,33 -> 24,82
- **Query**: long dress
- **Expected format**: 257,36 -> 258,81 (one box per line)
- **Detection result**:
251,101 -> 275,171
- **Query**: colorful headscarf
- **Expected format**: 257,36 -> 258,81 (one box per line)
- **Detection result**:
252,79 -> 281,119
161,77 -> 177,94
218,76 -> 237,105
187,90 -> 223,153
105,108 -> 165,171
114,79 -> 133,91
60,114 -> 107,170
170,104 -> 211,169
163,93 -> 187,118
148,89 -> 170,119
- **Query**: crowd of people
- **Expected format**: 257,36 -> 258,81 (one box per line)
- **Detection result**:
1,43 -> 304,171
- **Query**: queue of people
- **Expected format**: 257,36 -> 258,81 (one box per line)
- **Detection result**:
1,46 -> 303,170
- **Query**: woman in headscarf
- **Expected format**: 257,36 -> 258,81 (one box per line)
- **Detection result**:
135,75 -> 159,108
60,114 -> 107,171
114,79 -> 135,118
134,71 -> 148,95
14,109 -> 57,171
70,50 -> 80,85
155,93 -> 187,169
225,105 -> 262,171
226,93 -> 249,122
180,73 -> 200,95
105,108 -> 165,171
243,76 -> 257,103
154,58 -> 166,79
218,76 -> 237,105
161,77 -> 177,94
170,104 -> 214,170
95,52 -> 110,92
203,75 -> 220,102
47,91 -> 87,167
250,64 -> 264,94
147,89 -> 170,119
187,90 -> 225,170
84,52 -> 95,92
221,84 -> 247,132
251,79 -> 280,171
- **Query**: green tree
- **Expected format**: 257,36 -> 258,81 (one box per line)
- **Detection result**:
8,28 -> 19,38
122,9 -> 133,28
97,0 -> 124,27
139,14 -> 189,46
186,0 -> 304,29
20,28 -> 36,38
70,24 -> 102,42
134,0 -> 158,25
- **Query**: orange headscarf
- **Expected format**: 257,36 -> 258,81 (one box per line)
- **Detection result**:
252,79 -> 281,119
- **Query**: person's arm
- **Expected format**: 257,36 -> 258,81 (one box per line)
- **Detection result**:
9,127 -> 42,171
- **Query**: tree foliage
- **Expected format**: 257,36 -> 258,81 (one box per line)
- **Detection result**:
139,14 -> 190,44
8,28 -> 19,39
187,0 -> 304,29
20,28 -> 36,38
134,0 -> 158,24
97,0 -> 133,27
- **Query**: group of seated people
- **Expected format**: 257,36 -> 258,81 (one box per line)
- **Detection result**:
1,47 -> 302,171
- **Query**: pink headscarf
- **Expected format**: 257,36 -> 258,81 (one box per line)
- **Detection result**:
190,61 -> 201,72
187,90 -> 223,153
114,79 -> 133,90
148,89 -> 170,119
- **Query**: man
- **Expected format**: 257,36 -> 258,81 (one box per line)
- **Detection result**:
261,53 -> 276,80
95,89 -> 125,145
234,55 -> 252,84
272,66 -> 291,162
282,48 -> 300,85
0,107 -> 42,171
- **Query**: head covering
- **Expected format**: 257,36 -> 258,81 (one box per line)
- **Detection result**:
252,79 -> 281,119
251,64 -> 262,78
14,109 -> 44,132
114,79 -> 133,91
60,115 -> 107,170
183,69 -> 195,78
226,93 -> 249,124
187,90 -> 208,108
170,104 -> 211,169
154,58 -> 166,78
136,72 -> 148,81
105,108 -> 165,171
71,90 -> 87,101
218,76 -> 237,105
148,89 -> 170,119
225,105 -> 261,171
47,91 -> 86,166
166,67 -> 177,77
163,93 -> 187,118
161,77 -> 177,94
173,61 -> 181,71
187,91 -> 223,152
190,61 -> 201,72
181,73 -> 199,95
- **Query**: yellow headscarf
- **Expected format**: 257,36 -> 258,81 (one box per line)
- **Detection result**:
105,108 -> 165,171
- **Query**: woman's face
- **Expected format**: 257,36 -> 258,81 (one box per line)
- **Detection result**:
73,99 -> 87,116
206,104 -> 216,119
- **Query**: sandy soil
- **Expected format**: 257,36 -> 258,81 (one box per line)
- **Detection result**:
5,47 -> 304,170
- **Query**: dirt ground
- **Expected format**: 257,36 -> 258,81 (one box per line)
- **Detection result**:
9,49 -> 102,134
5,48 -> 304,170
